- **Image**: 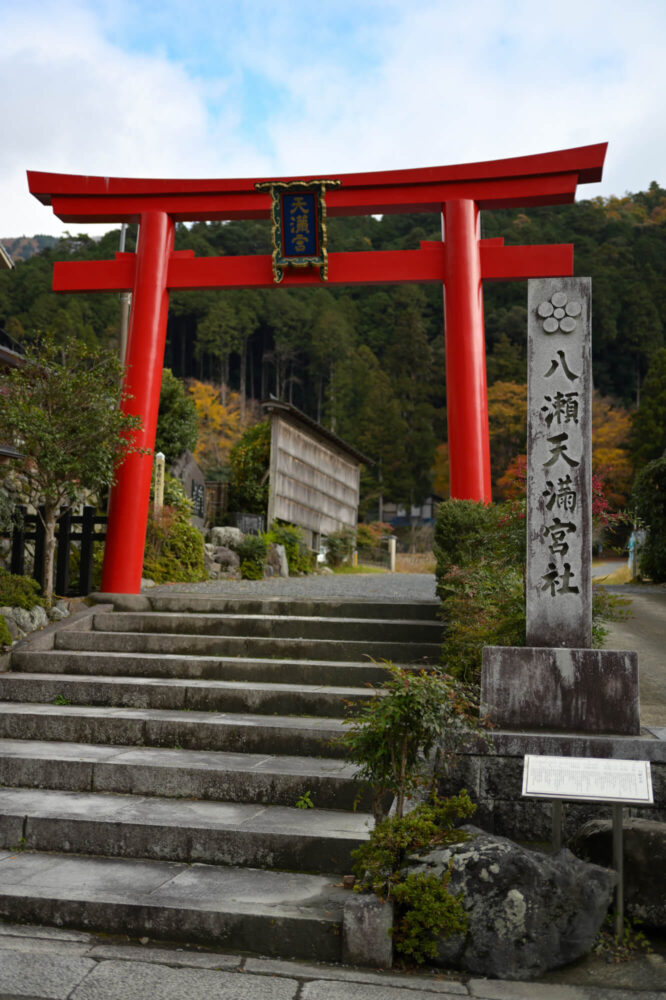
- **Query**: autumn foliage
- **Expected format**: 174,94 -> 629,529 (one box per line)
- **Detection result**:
189,382 -> 254,478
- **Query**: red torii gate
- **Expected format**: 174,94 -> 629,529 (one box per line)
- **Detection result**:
28,143 -> 606,594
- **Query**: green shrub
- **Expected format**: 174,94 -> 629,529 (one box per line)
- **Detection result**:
150,472 -> 194,518
324,527 -> 356,567
351,793 -> 474,964
265,521 -> 313,575
0,569 -> 46,610
438,560 -> 526,684
435,496 -> 625,683
632,456 -> 666,582
392,871 -> 468,964
237,533 -> 268,579
352,792 -> 475,895
434,500 -> 495,577
239,559 -> 263,580
435,498 -> 526,684
228,421 -> 271,516
143,507 -> 207,584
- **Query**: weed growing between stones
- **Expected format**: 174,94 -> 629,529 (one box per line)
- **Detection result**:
594,915 -> 653,962
295,790 -> 314,809
53,694 -> 71,705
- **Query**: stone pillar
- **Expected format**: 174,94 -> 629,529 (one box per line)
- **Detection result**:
480,278 -> 640,735
526,278 -> 592,648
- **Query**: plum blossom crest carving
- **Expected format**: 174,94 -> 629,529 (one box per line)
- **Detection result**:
537,291 -> 581,334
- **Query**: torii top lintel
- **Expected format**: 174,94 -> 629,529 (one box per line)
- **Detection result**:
28,143 -> 607,223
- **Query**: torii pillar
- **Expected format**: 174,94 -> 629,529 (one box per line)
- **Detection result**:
28,143 -> 607,593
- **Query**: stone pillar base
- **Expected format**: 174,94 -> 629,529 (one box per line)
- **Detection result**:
481,646 -> 640,735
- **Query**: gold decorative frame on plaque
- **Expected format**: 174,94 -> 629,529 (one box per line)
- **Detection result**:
255,179 -> 341,283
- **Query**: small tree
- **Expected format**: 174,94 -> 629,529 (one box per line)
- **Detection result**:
339,663 -> 481,822
632,456 -> 666,582
228,419 -> 271,515
155,368 -> 198,464
0,334 -> 142,601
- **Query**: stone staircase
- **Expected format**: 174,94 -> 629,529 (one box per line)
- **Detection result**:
0,591 -> 441,962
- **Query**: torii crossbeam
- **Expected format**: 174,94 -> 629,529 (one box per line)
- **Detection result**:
28,142 -> 607,594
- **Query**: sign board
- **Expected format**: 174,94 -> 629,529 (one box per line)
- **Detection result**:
254,179 -> 341,283
522,755 -> 653,805
191,481 -> 205,520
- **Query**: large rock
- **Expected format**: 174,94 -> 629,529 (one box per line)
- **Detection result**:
267,543 -> 289,578
28,605 -> 49,630
210,526 -> 243,549
8,607 -> 32,633
409,825 -> 615,980
570,817 -> 666,929
213,546 -> 240,571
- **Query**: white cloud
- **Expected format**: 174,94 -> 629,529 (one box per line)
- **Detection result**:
1,0 -> 665,238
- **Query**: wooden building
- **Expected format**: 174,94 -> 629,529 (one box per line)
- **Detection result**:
263,400 -> 370,549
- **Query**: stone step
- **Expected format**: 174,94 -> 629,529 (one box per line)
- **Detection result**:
53,629 -> 441,664
0,673 -> 379,718
0,850 -> 347,961
0,787 -> 371,874
104,593 -> 441,622
92,611 -> 444,645
0,739 -> 370,811
12,649 -> 395,686
0,704 -> 344,758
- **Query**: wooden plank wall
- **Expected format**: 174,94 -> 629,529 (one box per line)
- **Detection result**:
267,414 -> 360,544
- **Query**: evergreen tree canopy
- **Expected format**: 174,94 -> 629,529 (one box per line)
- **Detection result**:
2,182 -> 665,508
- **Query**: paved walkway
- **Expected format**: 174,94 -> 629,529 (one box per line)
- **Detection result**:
0,920 -> 664,1000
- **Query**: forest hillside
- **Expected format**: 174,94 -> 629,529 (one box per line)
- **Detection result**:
1,182 -> 664,511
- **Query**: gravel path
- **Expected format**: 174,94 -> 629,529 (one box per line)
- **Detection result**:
147,571 -> 438,601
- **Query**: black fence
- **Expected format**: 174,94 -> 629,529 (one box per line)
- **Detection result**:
357,540 -> 391,568
8,506 -> 107,597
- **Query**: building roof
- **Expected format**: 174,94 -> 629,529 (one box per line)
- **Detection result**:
261,399 -> 373,466
0,329 -> 25,368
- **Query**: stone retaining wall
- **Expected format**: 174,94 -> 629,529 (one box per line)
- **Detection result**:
439,730 -> 666,843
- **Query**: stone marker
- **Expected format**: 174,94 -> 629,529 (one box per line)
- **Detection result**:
170,449 -> 206,529
481,278 -> 640,735
526,278 -> 591,648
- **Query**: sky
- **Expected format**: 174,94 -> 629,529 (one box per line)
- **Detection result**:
2,0 -> 666,238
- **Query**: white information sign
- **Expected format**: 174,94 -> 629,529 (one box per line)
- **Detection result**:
522,755 -> 653,805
